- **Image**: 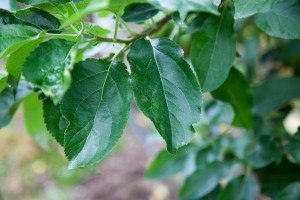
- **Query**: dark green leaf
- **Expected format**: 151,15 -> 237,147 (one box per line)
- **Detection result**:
0,8 -> 22,26
185,13 -> 209,34
23,93 -> 50,149
196,146 -> 218,169
276,182 -> 300,200
286,128 -> 300,165
61,59 -> 133,169
0,75 -> 8,92
0,81 -> 32,128
254,77 -> 300,116
246,136 -> 281,169
15,8 -> 61,31
212,68 -> 253,129
233,0 -> 280,19
122,3 -> 159,23
180,161 -> 241,199
255,159 -> 300,198
43,98 -> 68,146
255,0 -> 300,39
22,39 -> 76,103
128,38 -> 202,152
218,175 -> 259,200
145,146 -> 196,180
191,9 -> 236,92
0,24 -> 42,59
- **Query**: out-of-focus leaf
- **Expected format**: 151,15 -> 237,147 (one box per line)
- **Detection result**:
255,159 -> 300,198
23,93 -> 50,149
276,182 -> 300,200
180,161 -> 241,199
255,0 -> 300,39
149,0 -> 220,19
22,39 -> 76,103
286,128 -> 300,165
0,75 -> 8,92
212,68 -> 253,129
195,146 -> 218,169
233,0 -> 280,19
122,3 -> 158,23
191,9 -> 236,92
128,38 -> 202,152
246,136 -> 281,169
0,81 -> 32,128
145,146 -> 196,180
17,0 -> 71,5
254,77 -> 300,116
185,13 -> 209,34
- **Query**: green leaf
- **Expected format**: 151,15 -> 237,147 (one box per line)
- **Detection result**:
195,146 -> 218,169
23,93 -> 50,149
43,98 -> 67,146
191,9 -> 236,92
0,24 -> 42,59
109,0 -> 146,16
145,146 -> 195,180
0,81 -> 32,128
14,8 -> 61,31
128,38 -> 202,152
286,129 -> 300,165
212,68 -> 253,129
122,3 -> 159,23
179,161 -> 241,199
254,77 -> 300,116
218,175 -> 259,200
246,136 -> 281,169
276,182 -> 300,200
255,159 -> 300,198
6,33 -> 45,90
61,59 -> 133,169
60,0 -> 108,27
233,0 -> 280,19
22,39 -> 76,103
0,8 -> 22,25
149,0 -> 220,19
17,0 -> 71,5
255,0 -> 300,39
9,0 -> 20,11
0,75 -> 8,92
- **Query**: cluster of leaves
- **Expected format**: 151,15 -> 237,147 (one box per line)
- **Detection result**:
0,0 -> 300,199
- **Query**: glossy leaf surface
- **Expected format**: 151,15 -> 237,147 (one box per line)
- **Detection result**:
128,38 -> 201,152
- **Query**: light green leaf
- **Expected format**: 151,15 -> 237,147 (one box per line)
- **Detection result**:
23,93 -> 50,150
6,34 -> 45,90
0,75 -> 8,92
191,9 -> 236,92
254,77 -> 300,116
22,39 -> 76,103
0,24 -> 42,59
212,68 -> 253,129
218,175 -> 259,200
122,3 -> 159,23
61,59 -> 133,169
0,81 -> 32,128
276,182 -> 300,200
255,0 -> 300,39
179,161 -> 241,199
128,38 -> 202,152
43,98 -> 68,146
145,146 -> 195,180
149,0 -> 219,19
17,0 -> 71,5
233,0 -> 280,19
60,0 -> 108,27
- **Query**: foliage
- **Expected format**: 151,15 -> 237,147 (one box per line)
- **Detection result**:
0,0 -> 300,199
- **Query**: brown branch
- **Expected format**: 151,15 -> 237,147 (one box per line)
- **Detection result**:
94,14 -> 173,44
